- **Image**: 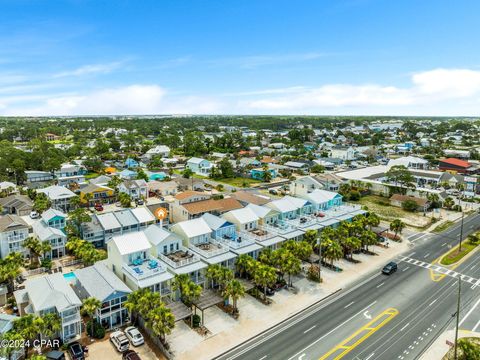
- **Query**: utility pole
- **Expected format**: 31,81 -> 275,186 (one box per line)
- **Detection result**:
459,211 -> 464,252
454,275 -> 461,360
317,234 -> 321,281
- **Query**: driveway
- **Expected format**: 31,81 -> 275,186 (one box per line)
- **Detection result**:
87,336 -> 165,360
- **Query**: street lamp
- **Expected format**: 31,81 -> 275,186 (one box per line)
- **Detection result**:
317,235 -> 321,281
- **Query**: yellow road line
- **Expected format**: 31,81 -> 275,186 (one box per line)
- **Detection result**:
429,243 -> 478,282
319,308 -> 399,360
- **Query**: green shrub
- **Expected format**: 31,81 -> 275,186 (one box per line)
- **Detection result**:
192,314 -> 201,328
349,190 -> 361,201
401,200 -> 418,212
307,265 -> 321,282
86,320 -> 106,339
41,258 -> 52,269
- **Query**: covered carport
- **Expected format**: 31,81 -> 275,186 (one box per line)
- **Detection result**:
192,290 -> 224,325
165,300 -> 193,325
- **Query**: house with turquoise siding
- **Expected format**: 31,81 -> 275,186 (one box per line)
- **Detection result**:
302,189 -> 343,211
125,158 -> 139,168
250,167 -> 277,180
31,208 -> 67,259
186,157 -> 212,176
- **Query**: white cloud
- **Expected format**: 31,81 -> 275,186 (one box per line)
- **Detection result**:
3,85 -> 225,116
209,52 -> 327,69
240,68 -> 480,115
53,61 -> 124,78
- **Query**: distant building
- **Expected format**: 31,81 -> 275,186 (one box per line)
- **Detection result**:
186,157 -> 212,176
438,158 -> 478,174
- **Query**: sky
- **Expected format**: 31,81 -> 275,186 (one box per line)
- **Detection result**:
1,0 -> 480,116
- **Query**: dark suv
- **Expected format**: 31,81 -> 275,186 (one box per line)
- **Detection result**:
68,342 -> 84,360
382,262 -> 398,275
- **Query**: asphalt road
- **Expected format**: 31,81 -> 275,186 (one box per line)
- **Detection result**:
215,212 -> 480,360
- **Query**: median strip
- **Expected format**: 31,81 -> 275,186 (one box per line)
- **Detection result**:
318,308 -> 399,360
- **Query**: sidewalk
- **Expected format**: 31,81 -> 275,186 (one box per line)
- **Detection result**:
170,240 -> 410,360
419,329 -> 480,360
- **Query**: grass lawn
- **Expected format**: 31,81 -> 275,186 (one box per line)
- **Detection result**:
432,220 -> 454,233
215,177 -> 261,187
173,169 -> 207,179
440,241 -> 478,266
353,195 -> 419,221
85,172 -> 100,179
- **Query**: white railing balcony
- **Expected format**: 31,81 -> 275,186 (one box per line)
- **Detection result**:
189,238 -> 228,258
214,234 -> 256,250
62,313 -> 80,324
240,225 -> 275,242
7,234 -> 27,242
263,221 -> 295,235
123,256 -> 168,280
286,215 -> 318,228
158,246 -> 201,268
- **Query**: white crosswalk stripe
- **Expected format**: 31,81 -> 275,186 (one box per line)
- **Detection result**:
399,256 -> 480,285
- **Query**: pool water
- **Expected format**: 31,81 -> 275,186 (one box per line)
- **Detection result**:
63,272 -> 77,283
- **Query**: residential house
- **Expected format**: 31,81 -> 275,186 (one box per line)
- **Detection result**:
31,209 -> 67,258
147,180 -> 177,197
284,161 -> 311,172
390,194 -> 429,212
250,167 -> 277,180
171,218 -> 237,269
145,145 -> 170,158
0,195 -> 33,216
89,175 -> 112,186
14,273 -> 82,342
106,232 -> 173,298
45,133 -> 60,141
54,163 -> 87,187
291,176 -> 324,197
203,213 -> 262,258
186,157 -> 212,176
173,177 -> 206,191
330,145 -> 356,161
125,158 -> 140,168
37,185 -> 76,213
119,179 -> 148,200
79,183 -> 116,206
73,262 -> 132,329
0,215 -> 30,259
171,195 -> 243,223
301,190 -> 343,211
231,191 -> 271,206
144,225 -> 207,287
387,156 -> 429,170
119,169 -> 137,180
0,181 -> 17,195
25,171 -> 55,188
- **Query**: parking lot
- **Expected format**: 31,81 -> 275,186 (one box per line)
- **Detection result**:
86,336 -> 164,360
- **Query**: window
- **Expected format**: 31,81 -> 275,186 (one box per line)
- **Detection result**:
170,244 -> 174,252
163,245 -> 167,254
176,243 -> 179,250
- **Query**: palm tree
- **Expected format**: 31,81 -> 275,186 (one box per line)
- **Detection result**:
172,274 -> 202,307
390,219 -> 405,240
146,304 -> 175,345
69,195 -> 81,209
258,248 -> 277,267
254,264 -> 277,300
84,193 -> 93,208
41,313 -> 61,339
360,230 -> 378,252
278,250 -> 301,287
443,197 -> 455,209
301,230 -> 318,247
223,279 -> 245,314
341,236 -> 362,260
322,238 -> 343,266
0,252 -> 24,293
235,254 -> 252,279
82,297 -> 102,338
205,264 -> 222,288
125,289 -> 149,325
13,314 -> 43,354
262,165 -> 272,183
23,237 -> 52,267
365,213 -> 380,231
0,330 -> 24,360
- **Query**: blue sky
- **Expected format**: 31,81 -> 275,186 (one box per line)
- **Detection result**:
1,0 -> 480,116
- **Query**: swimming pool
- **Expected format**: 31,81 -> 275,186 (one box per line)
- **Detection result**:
63,272 -> 77,283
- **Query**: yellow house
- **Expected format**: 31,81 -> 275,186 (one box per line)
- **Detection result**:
79,184 -> 115,205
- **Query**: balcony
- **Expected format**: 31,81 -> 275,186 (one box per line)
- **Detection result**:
189,238 -> 228,259
7,234 -> 27,242
158,246 -> 201,268
122,256 -> 168,280
62,313 -> 80,324
286,215 -> 318,229
263,221 -> 296,235
215,233 -> 256,250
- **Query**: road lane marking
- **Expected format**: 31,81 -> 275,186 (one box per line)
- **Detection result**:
318,308 -> 399,360
298,354 -> 305,360
424,253 -> 430,258
286,301 -> 378,360
429,299 -> 438,306
364,353 -> 375,360
472,319 -> 480,332
259,356 -> 267,360
459,297 -> 480,327
376,282 -> 384,288
304,325 -> 316,334
400,323 -> 410,331
442,243 -> 447,247
402,267 -> 410,272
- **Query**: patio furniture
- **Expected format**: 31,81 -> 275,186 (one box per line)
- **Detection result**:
148,260 -> 158,269
133,267 -> 143,275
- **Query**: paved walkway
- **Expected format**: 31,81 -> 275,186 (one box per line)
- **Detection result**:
419,329 -> 480,360
169,240 -> 410,360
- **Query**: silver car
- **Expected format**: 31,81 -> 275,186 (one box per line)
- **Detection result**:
110,330 -> 130,352
125,326 -> 144,346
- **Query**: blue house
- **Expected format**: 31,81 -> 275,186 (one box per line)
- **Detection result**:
119,169 -> 137,180
186,157 -> 212,176
125,158 -> 139,168
201,213 -> 237,240
250,167 -> 277,181
41,208 -> 66,231
74,262 -> 132,330
303,190 -> 343,211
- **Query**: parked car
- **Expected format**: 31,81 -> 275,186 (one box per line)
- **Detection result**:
123,350 -> 142,360
269,189 -> 278,195
125,326 -> 144,346
29,210 -> 40,219
46,350 -> 65,360
382,262 -> 398,275
94,203 -> 104,211
257,286 -> 275,296
110,330 -> 130,353
68,342 -> 84,360
135,198 -> 144,205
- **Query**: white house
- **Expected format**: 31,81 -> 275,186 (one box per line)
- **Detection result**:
330,145 -> 356,161
105,232 -> 173,298
31,209 -> 67,259
0,215 -> 30,259
145,145 -> 171,158
14,273 -> 82,343
119,179 -> 148,200
37,185 -> 76,213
